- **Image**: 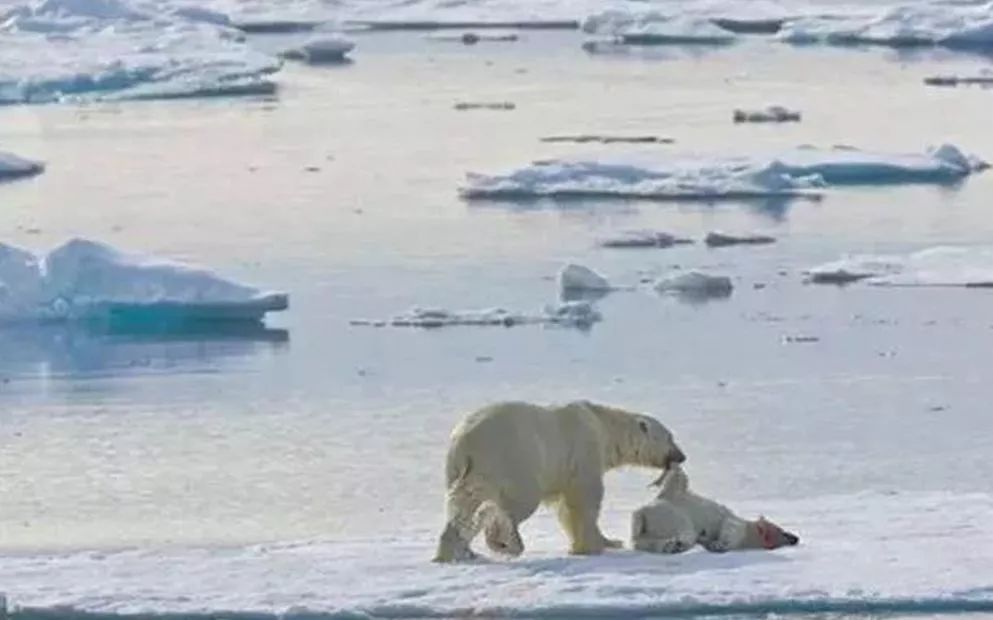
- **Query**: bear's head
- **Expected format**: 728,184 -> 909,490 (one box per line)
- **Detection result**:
631,414 -> 685,470
754,517 -> 800,549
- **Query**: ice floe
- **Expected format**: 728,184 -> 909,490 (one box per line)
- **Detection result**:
0,150 -> 44,180
350,301 -> 602,329
454,101 -> 516,111
461,144 -> 987,202
599,230 -> 693,249
807,246 -> 993,287
705,231 -> 776,247
778,2 -> 993,49
583,10 -> 739,45
734,105 -> 802,123
0,0 -> 281,104
425,30 -> 520,43
924,71 -> 993,87
281,35 -> 355,63
0,238 -> 287,325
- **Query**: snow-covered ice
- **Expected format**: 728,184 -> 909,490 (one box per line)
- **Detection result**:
807,246 -> 993,287
599,230 -> 693,249
655,271 -> 734,299
778,2 -> 993,49
2,491 -> 992,618
733,105 -> 802,123
705,231 -> 777,247
351,301 -> 602,329
461,144 -> 986,202
0,238 -> 287,324
0,150 -> 44,180
0,0 -> 281,104
281,35 -> 355,64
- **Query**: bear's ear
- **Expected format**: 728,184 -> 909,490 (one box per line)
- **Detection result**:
638,419 -> 650,434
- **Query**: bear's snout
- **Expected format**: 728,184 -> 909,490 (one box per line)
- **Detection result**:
784,531 -> 800,546
665,446 -> 686,467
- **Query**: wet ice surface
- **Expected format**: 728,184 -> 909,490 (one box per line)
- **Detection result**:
3,28 -> 993,619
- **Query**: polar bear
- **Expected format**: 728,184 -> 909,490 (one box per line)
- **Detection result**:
631,463 -> 798,554
433,400 -> 686,562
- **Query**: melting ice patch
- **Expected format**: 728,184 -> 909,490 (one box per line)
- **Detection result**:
807,246 -> 993,287
461,144 -> 985,202
0,238 -> 287,324
2,492 -> 992,619
0,0 -> 281,104
0,150 -> 44,180
778,2 -> 993,49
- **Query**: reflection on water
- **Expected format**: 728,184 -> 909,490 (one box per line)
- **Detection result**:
0,322 -> 288,378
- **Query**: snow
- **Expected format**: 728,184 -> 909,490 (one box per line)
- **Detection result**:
0,0 -> 281,104
0,150 -> 44,180
778,2 -> 993,49
705,231 -> 776,247
460,145 -> 986,202
583,11 -> 738,45
0,239 -> 287,324
655,270 -> 734,299
281,35 -> 355,63
599,231 -> 693,249
2,491 -> 992,618
807,246 -> 993,287
350,301 -> 602,329
733,105 -> 802,123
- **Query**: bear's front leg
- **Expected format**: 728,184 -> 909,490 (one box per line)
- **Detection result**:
557,473 -> 611,555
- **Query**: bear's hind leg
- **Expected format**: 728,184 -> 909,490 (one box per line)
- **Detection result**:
433,479 -> 487,563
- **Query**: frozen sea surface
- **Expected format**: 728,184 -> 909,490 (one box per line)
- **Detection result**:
3,23 -> 993,620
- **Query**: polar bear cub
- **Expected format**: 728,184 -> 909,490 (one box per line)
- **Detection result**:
631,464 -> 798,554
434,400 -> 686,562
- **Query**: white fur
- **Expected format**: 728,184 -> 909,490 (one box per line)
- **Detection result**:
433,400 -> 684,562
631,464 -> 790,554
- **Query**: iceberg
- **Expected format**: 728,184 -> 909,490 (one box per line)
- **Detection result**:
0,239 -> 287,325
461,144 -> 986,202
0,0 -> 281,104
351,301 -> 602,329
0,150 -> 44,180
778,2 -> 993,49
807,246 -> 993,287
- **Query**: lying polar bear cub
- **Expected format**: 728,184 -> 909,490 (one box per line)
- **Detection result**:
631,464 -> 799,554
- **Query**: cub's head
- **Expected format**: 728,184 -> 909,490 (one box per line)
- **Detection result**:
631,414 -> 686,470
755,517 -> 800,549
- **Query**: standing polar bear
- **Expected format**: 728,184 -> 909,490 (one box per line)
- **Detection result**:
433,400 -> 686,562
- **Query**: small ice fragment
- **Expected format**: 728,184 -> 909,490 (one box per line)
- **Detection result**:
454,102 -> 516,111
655,271 -> 733,299
282,35 -> 356,63
705,231 -> 776,247
558,263 -> 610,293
600,231 -> 693,249
733,106 -> 802,123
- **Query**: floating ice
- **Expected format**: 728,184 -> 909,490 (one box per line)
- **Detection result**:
558,263 -> 610,292
0,150 -> 44,181
281,35 -> 355,63
0,0 -> 281,104
425,30 -> 520,43
351,301 -> 601,329
705,231 -> 776,247
807,246 -> 993,287
600,230 -> 693,249
461,144 -> 986,202
924,71 -> 993,87
583,10 -> 738,45
778,2 -> 993,49
454,101 -> 516,111
734,105 -> 802,123
0,239 -> 287,325
655,271 -> 733,299
541,135 -> 674,145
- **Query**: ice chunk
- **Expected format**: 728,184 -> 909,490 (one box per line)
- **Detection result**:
462,145 -> 986,202
541,135 -> 673,145
778,3 -> 993,49
353,301 -> 601,329
924,69 -> 993,87
807,246 -> 993,287
0,0 -> 281,104
600,231 -> 693,249
281,35 -> 355,63
425,31 -> 520,43
454,101 -> 516,111
0,239 -> 287,325
0,150 -> 44,180
583,10 -> 738,45
558,263 -> 610,291
733,105 -> 802,123
655,271 -> 733,300
705,231 -> 776,247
